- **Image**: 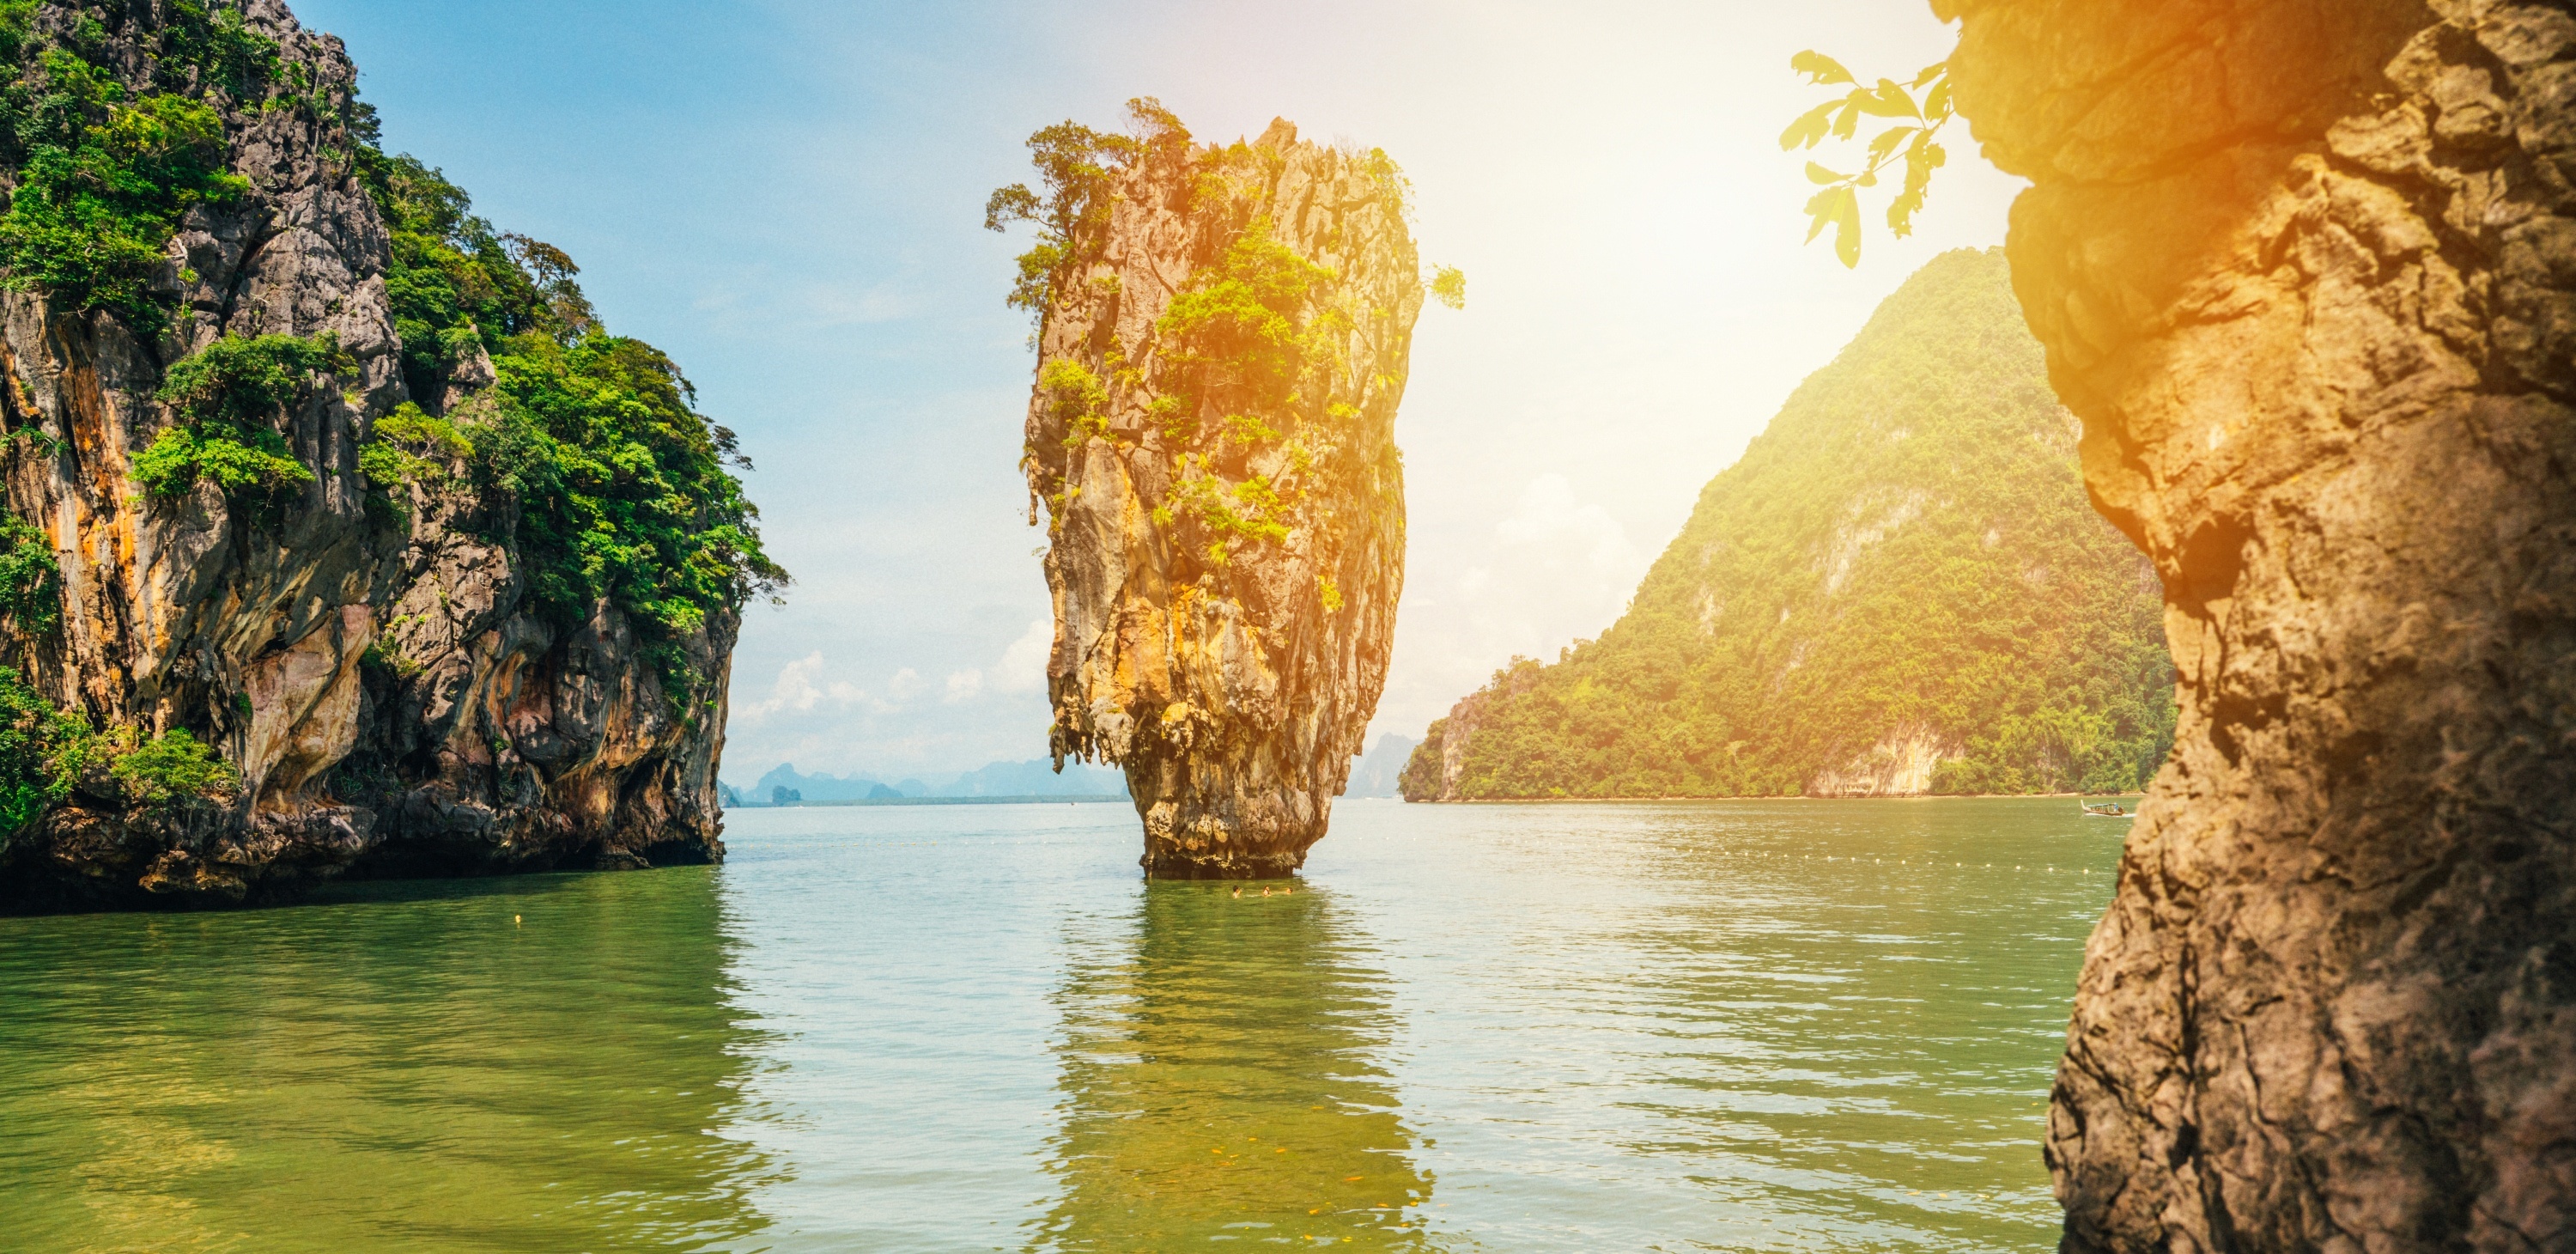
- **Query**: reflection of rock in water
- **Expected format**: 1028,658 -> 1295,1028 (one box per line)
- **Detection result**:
1032,886 -> 1437,1249
0,867 -> 777,1251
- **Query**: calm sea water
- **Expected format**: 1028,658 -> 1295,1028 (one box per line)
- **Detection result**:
0,798 -> 2128,1252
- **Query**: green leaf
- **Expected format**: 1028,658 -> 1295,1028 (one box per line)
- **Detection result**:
1803,186 -> 1860,260
1889,142 -> 1948,237
1856,79 -> 1923,120
1833,189 -> 1862,268
1790,50 -> 1855,86
1801,186 -> 1844,243
1776,52 -> 1959,271
1777,100 -> 1840,151
1888,180 -> 1926,234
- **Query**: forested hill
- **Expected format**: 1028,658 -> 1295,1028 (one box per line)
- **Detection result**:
1401,248 -> 2174,801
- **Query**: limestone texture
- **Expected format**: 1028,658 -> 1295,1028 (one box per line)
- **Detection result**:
0,0 -> 734,912
1944,0 -> 2576,1246
1024,119 -> 1421,879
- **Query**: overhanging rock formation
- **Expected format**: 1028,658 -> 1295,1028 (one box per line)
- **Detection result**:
1019,117 -> 1423,879
1946,0 -> 2576,1246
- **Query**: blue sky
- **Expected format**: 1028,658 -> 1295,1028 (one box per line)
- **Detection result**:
289,0 -> 2020,784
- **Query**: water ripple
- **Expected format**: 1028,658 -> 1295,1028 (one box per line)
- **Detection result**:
0,796 -> 2123,1251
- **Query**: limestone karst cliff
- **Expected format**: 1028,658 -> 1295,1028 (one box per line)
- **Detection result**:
1401,250 -> 2172,803
997,105 -> 1425,878
1945,0 -> 2576,1246
0,0 -> 775,912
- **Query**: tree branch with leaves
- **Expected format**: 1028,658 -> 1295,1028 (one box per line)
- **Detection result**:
1780,52 -> 1953,268
984,98 -> 1191,318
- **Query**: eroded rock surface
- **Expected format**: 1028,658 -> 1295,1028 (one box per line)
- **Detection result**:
1945,0 -> 2576,1246
328,447 -> 736,885
1024,119 -> 1421,878
0,0 -> 732,911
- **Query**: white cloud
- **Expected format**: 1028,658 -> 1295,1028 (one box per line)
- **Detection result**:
691,271 -> 914,337
996,615 -> 1052,695
737,651 -> 867,722
802,280 -> 914,327
1372,473 -> 1656,745
1501,473 -> 1641,569
888,667 -> 927,702
1459,473 -> 1646,618
941,617 -> 1052,704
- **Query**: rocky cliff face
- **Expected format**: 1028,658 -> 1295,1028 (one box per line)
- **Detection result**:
1947,0 -> 2576,1246
1019,117 -> 1422,878
0,0 -> 752,912
1400,250 -> 2169,804
328,472 -> 738,883
1399,652 -> 1544,804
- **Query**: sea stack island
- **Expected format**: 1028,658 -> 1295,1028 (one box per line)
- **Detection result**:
998,105 -> 1431,878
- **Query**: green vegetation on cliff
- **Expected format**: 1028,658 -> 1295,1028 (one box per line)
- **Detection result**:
0,667 -> 236,840
135,332 -> 347,505
0,665 -> 84,832
1405,249 -> 2172,800
0,514 -> 56,633
349,102 -> 787,700
0,1 -> 299,333
0,0 -> 784,727
0,3 -> 760,892
0,0 -> 784,709
982,97 -> 1189,319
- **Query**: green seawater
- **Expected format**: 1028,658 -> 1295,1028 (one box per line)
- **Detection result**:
0,797 -> 2129,1251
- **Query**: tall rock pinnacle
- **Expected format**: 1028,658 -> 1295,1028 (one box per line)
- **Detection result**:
1005,108 -> 1425,878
